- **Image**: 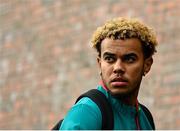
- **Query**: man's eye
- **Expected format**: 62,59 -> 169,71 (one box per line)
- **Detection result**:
125,57 -> 136,63
104,56 -> 115,63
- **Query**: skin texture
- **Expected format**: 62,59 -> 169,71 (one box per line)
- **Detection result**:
97,38 -> 153,105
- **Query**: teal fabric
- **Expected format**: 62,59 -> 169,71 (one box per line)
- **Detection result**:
60,85 -> 153,130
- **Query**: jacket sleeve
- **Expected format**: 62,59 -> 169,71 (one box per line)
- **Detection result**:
59,97 -> 102,130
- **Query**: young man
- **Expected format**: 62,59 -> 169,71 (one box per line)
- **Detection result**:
60,17 -> 158,130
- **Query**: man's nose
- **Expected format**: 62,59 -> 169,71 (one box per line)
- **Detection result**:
113,59 -> 125,74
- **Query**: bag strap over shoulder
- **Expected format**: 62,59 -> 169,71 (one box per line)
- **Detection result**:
52,119 -> 63,130
51,89 -> 114,130
75,89 -> 114,130
52,89 -> 155,130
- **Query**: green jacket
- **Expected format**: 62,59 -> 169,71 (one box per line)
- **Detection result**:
60,85 -> 153,130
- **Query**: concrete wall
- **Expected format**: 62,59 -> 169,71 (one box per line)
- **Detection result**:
0,0 -> 179,129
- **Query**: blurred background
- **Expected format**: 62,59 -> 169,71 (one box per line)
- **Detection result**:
0,0 -> 179,129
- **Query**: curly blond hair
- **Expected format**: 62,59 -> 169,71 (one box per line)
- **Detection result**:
91,17 -> 158,58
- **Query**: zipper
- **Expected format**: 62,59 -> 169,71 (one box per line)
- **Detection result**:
135,100 -> 140,130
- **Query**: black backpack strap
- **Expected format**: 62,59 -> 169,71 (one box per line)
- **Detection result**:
51,89 -> 114,130
75,89 -> 114,130
52,119 -> 63,130
140,104 -> 155,130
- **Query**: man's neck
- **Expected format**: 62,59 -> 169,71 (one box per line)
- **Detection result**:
120,96 -> 137,106
99,80 -> 139,106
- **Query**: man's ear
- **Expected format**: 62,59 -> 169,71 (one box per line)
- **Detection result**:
143,57 -> 153,76
97,56 -> 102,76
97,56 -> 101,68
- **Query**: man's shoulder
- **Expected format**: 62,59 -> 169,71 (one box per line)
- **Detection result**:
71,87 -> 108,116
75,86 -> 108,105
73,91 -> 102,114
75,96 -> 100,108
60,90 -> 103,130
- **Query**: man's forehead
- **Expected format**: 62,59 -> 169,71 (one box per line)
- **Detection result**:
101,38 -> 143,53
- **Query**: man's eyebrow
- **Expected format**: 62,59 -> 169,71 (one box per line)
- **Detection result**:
124,52 -> 138,57
103,52 -> 115,57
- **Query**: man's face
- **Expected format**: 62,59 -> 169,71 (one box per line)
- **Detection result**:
97,38 -> 153,98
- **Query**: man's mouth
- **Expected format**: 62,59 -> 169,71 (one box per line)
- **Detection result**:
111,77 -> 128,87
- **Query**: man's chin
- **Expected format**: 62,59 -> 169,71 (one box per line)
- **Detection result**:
108,89 -> 131,98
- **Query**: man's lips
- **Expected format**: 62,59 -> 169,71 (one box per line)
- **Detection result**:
111,78 -> 128,87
